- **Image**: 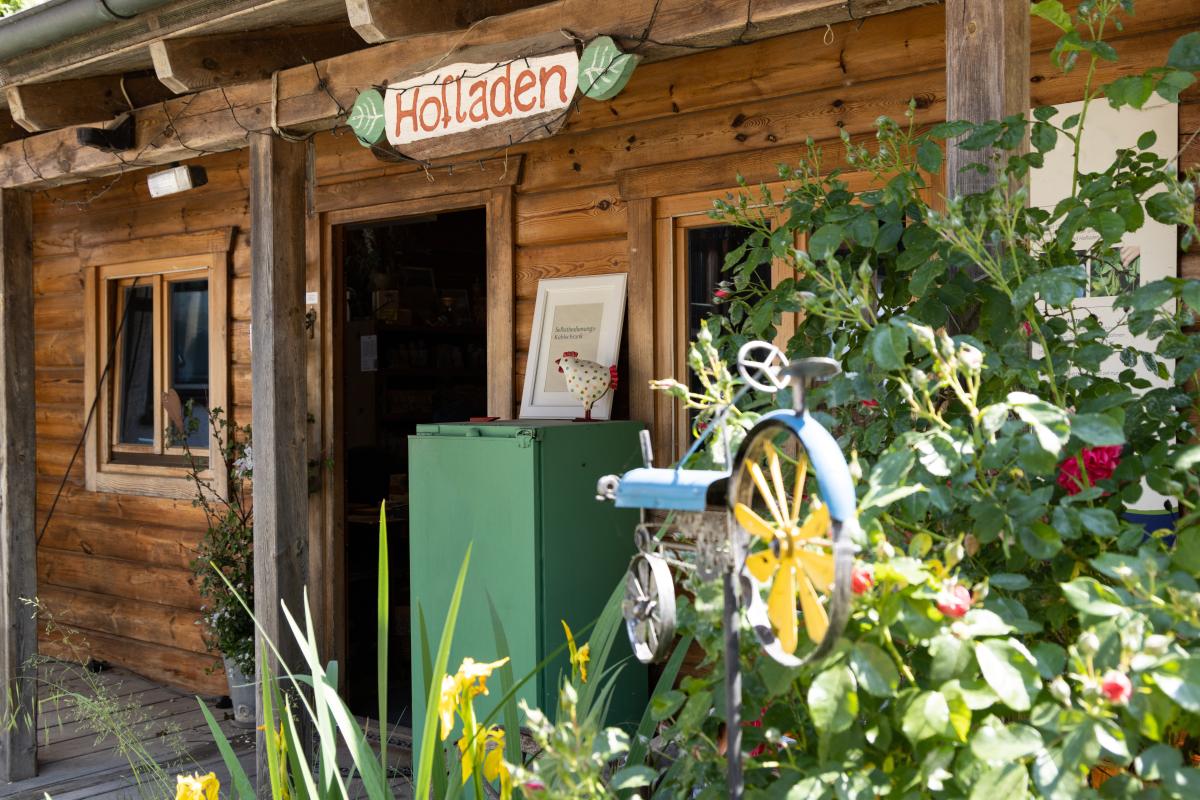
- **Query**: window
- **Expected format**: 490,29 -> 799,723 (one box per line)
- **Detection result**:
84,237 -> 229,499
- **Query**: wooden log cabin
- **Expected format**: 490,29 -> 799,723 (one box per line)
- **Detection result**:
0,0 -> 1195,783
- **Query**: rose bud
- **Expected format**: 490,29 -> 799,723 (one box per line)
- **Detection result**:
1078,631 -> 1100,656
936,584 -> 972,618
1100,670 -> 1132,705
851,566 -> 874,595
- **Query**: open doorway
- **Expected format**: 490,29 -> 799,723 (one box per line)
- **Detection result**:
338,208 -> 489,726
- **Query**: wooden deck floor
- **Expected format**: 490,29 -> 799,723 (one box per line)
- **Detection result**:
0,661 -> 256,800
0,661 -> 416,800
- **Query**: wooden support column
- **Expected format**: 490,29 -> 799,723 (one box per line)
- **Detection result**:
249,132 -> 309,788
0,188 -> 35,783
945,0 -> 1030,197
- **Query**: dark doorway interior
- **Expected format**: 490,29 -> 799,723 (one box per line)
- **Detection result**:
339,208 -> 489,726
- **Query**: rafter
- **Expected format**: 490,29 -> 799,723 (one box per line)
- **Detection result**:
345,0 -> 552,43
149,24 -> 365,94
0,0 -> 930,188
6,72 -> 173,133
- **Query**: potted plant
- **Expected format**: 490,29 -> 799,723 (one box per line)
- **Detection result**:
174,403 -> 256,726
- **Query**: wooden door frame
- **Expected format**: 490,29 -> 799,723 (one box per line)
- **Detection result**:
622,166 -> 914,467
307,166 -> 518,671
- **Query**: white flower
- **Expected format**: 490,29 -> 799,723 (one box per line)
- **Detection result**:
233,446 -> 253,477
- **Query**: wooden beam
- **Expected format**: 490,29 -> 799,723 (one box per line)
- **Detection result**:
149,24 -> 366,94
248,132 -> 309,782
0,187 -> 36,783
0,112 -> 29,146
945,0 -> 1030,197
0,0 -> 931,188
346,0 -> 551,44
6,72 -> 174,133
313,154 -> 523,212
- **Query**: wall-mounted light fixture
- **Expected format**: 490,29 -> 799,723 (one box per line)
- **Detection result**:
147,164 -> 208,198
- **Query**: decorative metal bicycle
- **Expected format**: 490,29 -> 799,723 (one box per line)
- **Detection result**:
597,340 -> 861,799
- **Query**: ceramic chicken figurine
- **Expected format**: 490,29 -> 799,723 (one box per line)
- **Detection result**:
556,351 -> 618,421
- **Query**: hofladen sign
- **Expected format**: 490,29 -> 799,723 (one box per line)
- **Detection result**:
382,49 -> 579,160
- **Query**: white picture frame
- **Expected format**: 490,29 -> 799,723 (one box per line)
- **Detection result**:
519,274 -> 627,419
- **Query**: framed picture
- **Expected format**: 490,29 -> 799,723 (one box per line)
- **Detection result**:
520,274 -> 627,419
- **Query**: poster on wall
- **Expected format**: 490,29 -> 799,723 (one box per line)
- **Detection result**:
520,274 -> 627,419
1029,97 -> 1178,514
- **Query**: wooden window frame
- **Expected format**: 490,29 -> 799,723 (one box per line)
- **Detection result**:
83,230 -> 232,500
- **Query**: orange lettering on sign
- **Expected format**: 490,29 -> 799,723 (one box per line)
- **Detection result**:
468,79 -> 489,122
490,63 -> 513,117
513,69 -> 537,112
394,87 -> 420,136
539,65 -> 569,109
419,94 -> 443,131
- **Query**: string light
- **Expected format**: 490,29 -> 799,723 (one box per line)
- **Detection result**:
28,0 -> 776,207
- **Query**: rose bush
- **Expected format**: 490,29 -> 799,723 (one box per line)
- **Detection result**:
635,2 -> 1200,797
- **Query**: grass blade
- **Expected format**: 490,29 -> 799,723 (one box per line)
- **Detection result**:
377,501 -> 390,778
624,635 -> 692,786
418,603 -> 448,800
578,581 -> 627,722
415,545 -> 473,800
486,593 -> 522,767
197,701 -> 255,799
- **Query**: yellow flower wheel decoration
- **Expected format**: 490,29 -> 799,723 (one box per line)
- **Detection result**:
732,432 -> 836,659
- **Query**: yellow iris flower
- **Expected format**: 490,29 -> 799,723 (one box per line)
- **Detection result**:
458,725 -> 513,800
735,442 -> 834,654
561,621 -> 590,683
175,772 -> 219,800
439,657 -> 510,741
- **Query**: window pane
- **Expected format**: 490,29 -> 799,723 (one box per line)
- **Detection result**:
170,279 -> 209,448
118,285 -> 155,446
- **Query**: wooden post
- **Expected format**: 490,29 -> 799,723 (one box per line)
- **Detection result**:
945,0 -> 1030,197
249,132 -> 310,790
0,187 -> 36,782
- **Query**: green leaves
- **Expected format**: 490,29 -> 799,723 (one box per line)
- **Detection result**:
916,139 -> 943,173
970,764 -> 1030,800
578,36 -> 640,101
850,642 -> 900,698
347,89 -> 386,146
1152,659 -> 1200,714
975,639 -> 1042,712
1009,392 -> 1070,455
1031,0 -> 1072,32
902,691 -> 951,743
1069,413 -> 1124,446
1061,577 -> 1126,617
868,320 -> 909,371
1166,31 -> 1200,71
970,719 -> 1044,762
807,222 -> 844,260
808,664 -> 858,735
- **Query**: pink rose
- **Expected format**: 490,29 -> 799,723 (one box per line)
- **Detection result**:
1057,445 -> 1122,495
1020,320 -> 1033,338
714,289 -> 731,300
1100,670 -> 1132,705
851,567 -> 874,595
936,584 -> 972,618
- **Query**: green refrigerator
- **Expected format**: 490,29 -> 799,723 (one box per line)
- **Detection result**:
408,420 -> 647,748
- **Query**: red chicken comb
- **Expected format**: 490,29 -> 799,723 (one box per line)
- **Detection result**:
609,365 -> 619,391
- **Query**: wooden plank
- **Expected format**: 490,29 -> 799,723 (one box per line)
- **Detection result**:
945,0 -> 1030,197
151,24 -> 365,93
627,197 -> 654,427
347,0 -> 552,43
36,514 -> 201,570
6,73 -> 173,134
314,155 -> 523,212
39,628 -> 226,696
37,550 -> 200,610
0,187 -> 36,782
0,0 -> 933,189
486,187 -> 516,417
248,131 -> 310,784
515,184 -> 626,247
79,227 -> 234,268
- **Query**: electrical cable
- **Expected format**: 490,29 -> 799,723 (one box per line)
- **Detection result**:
37,276 -> 143,545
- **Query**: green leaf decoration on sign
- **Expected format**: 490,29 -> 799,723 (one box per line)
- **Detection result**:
348,89 -> 386,147
579,36 -> 640,101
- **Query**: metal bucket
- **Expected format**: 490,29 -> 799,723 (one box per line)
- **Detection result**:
223,656 -> 257,727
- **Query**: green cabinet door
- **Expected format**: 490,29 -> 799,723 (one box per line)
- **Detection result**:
408,427 -> 539,751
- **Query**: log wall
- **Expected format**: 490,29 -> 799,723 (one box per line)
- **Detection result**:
31,0 -> 1200,692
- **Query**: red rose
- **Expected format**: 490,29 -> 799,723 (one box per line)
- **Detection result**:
861,399 -> 879,408
1020,320 -> 1033,338
523,780 -> 547,793
936,584 -> 971,618
1057,445 -> 1122,495
714,289 -> 731,300
1100,670 -> 1132,705
851,566 -> 874,595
